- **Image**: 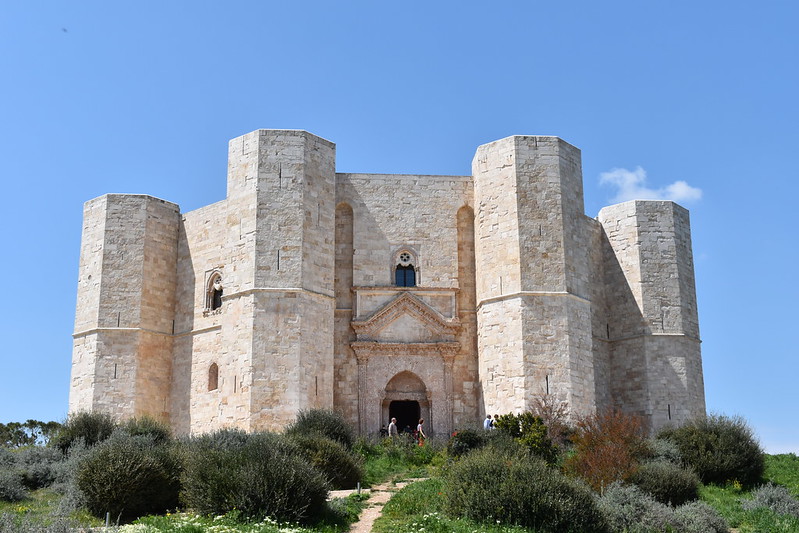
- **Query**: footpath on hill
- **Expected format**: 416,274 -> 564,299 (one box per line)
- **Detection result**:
329,477 -> 426,533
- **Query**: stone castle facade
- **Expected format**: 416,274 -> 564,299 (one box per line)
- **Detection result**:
69,130 -> 706,436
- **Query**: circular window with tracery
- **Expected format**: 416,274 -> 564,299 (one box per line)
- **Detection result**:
399,252 -> 412,265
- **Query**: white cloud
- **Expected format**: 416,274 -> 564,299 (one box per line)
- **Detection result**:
599,166 -> 702,204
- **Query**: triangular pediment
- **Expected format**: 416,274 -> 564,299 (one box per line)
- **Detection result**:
351,292 -> 460,343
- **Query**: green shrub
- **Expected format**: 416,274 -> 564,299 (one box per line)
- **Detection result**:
490,412 -> 558,464
50,439 -> 91,513
482,429 -> 525,455
644,437 -> 683,465
445,447 -> 608,532
742,482 -> 799,517
285,409 -> 354,450
597,482 -> 674,533
16,446 -> 63,490
181,430 -> 329,524
0,469 -> 27,502
289,433 -> 364,489
75,432 -> 181,522
446,429 -> 486,458
53,411 -> 116,453
597,482 -> 727,533
629,460 -> 699,506
658,414 -> 764,487
0,448 -> 14,467
673,501 -> 730,533
120,416 -> 172,444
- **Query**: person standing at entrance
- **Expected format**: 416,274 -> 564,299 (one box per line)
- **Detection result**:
388,417 -> 399,438
483,414 -> 492,430
416,418 -> 427,445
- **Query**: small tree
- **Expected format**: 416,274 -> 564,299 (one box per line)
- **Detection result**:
0,420 -> 61,448
564,409 -> 647,492
530,394 -> 572,447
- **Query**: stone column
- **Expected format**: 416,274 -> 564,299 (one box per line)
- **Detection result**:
356,351 -> 370,435
441,351 -> 455,436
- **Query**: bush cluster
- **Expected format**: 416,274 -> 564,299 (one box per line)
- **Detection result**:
288,433 -> 364,489
120,416 -> 172,444
629,460 -> 700,506
445,447 -> 608,532
598,482 -> 727,533
181,430 -> 329,524
564,410 -> 647,491
285,409 -> 354,450
658,414 -> 764,487
0,469 -> 27,502
644,437 -> 683,465
492,412 -> 558,464
53,411 -> 116,454
742,482 -> 799,518
446,429 -> 486,458
75,432 -> 181,523
0,443 -> 65,502
16,446 -> 63,490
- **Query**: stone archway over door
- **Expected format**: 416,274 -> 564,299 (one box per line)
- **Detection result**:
382,371 -> 430,434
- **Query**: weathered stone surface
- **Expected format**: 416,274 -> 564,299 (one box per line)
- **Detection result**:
70,130 -> 705,436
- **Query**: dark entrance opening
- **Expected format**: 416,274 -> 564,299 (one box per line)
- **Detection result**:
389,400 -> 420,435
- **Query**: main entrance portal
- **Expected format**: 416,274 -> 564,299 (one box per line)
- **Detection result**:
389,400 -> 420,435
380,371 -> 431,435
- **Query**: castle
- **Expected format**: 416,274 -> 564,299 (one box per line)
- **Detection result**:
69,130 -> 706,436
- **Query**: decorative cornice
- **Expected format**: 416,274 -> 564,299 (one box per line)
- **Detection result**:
476,290 -> 590,309
352,285 -> 458,293
351,341 -> 460,358
351,292 -> 461,341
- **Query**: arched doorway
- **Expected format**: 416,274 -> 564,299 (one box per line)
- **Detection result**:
382,371 -> 430,434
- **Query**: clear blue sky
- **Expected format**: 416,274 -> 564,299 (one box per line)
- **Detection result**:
1,2 -> 797,453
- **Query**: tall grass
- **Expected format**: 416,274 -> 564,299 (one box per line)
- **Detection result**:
765,453 -> 799,496
356,435 -> 445,487
374,478 -> 534,533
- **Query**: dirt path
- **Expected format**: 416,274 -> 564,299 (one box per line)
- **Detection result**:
329,478 -> 426,533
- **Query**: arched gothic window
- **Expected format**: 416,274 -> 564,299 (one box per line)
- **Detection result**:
394,250 -> 417,287
206,273 -> 223,311
208,363 -> 219,391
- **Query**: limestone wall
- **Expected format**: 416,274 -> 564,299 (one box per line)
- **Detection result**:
334,173 -> 477,434
586,218 -> 612,412
336,173 -> 473,288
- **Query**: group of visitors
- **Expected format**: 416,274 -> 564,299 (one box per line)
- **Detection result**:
380,417 -> 427,444
483,413 -> 499,429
